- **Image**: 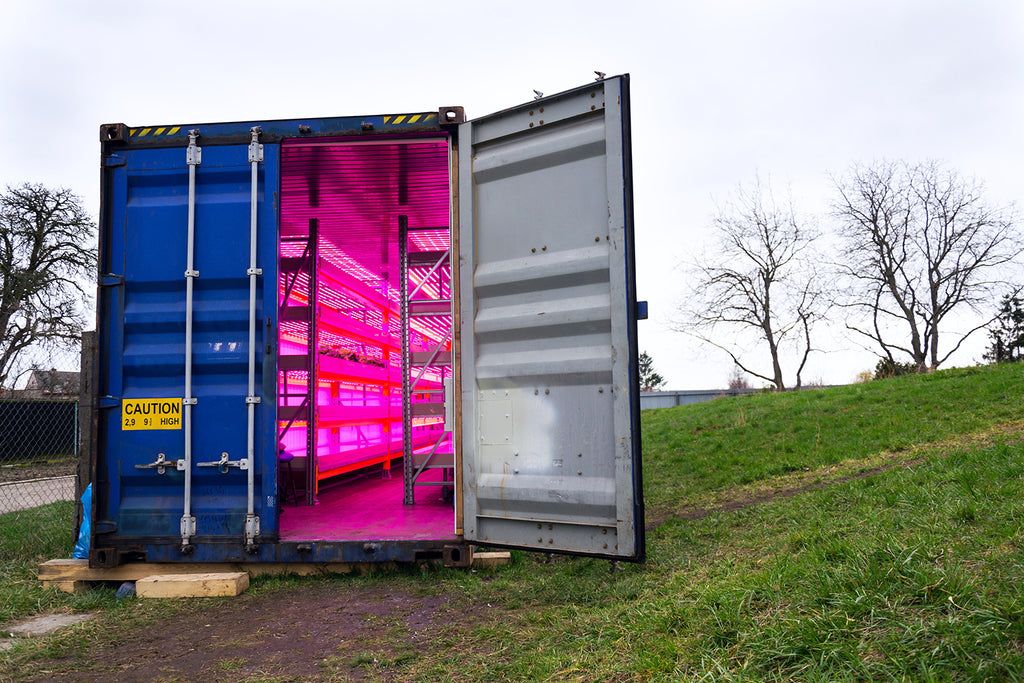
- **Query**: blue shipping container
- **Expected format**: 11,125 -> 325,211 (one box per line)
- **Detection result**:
91,75 -> 644,567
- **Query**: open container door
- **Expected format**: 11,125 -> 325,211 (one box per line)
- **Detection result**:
458,75 -> 644,560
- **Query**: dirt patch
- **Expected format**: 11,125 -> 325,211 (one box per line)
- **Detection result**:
16,582 -> 496,682
0,462 -> 75,485
647,419 -> 1024,531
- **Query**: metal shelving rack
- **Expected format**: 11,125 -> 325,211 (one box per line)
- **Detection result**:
400,215 -> 454,505
278,219 -> 319,506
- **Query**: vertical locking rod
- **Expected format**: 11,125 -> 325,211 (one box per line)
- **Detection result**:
244,126 -> 264,550
181,129 -> 202,551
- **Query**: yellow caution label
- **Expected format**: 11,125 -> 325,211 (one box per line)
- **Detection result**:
122,398 -> 182,430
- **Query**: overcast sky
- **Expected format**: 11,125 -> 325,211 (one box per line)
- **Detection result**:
2,0 -> 1021,388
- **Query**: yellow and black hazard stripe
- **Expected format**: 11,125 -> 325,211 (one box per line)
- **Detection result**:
129,126 -> 183,138
382,113 -> 438,126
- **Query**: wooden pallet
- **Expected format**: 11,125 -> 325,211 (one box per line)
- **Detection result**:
38,551 -> 511,594
40,559 -> 372,593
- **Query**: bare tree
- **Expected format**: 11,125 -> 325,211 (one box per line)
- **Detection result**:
0,184 -> 96,388
833,161 -> 1020,371
677,176 -> 827,391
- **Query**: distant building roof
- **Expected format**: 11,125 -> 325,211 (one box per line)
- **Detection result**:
20,369 -> 80,398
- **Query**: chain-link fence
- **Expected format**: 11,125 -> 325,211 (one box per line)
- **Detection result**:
0,347 -> 84,561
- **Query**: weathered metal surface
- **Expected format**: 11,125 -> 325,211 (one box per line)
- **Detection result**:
101,112 -> 448,148
458,76 -> 644,560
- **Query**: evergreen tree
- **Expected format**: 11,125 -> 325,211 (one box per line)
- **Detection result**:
984,293 -> 1024,363
638,351 -> 666,392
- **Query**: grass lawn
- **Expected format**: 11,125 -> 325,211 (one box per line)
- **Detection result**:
2,361 -> 1023,681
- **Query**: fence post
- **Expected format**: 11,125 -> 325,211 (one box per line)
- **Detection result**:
74,331 -> 96,542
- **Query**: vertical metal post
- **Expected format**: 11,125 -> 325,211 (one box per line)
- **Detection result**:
75,331 -> 96,545
180,129 -> 201,552
244,126 -> 263,550
305,219 -> 319,506
400,215 -> 414,505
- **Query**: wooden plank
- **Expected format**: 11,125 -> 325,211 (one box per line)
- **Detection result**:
136,572 -> 249,599
38,559 -> 373,584
42,580 -> 88,593
472,551 -> 511,570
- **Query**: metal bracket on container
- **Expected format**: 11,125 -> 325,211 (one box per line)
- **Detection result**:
186,130 -> 202,165
246,267 -> 262,276
244,513 -> 260,552
248,126 -> 264,163
184,269 -> 199,279
439,106 -> 465,128
135,452 -> 178,475
100,123 -> 128,143
196,451 -> 248,474
180,515 -> 197,538
183,398 -> 198,406
245,396 -> 261,405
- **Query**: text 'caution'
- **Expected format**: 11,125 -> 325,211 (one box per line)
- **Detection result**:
122,398 -> 182,430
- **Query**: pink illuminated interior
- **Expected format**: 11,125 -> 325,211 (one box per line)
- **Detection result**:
277,135 -> 456,541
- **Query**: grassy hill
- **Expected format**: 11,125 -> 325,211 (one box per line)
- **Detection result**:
3,362 -> 1024,681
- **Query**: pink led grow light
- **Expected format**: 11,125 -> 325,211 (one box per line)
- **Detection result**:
277,135 -> 452,488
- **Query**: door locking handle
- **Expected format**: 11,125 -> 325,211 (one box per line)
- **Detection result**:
134,453 -> 180,475
196,452 -> 249,474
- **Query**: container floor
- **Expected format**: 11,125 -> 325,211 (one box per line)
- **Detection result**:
278,468 -> 456,542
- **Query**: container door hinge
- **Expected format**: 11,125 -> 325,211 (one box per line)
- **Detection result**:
244,513 -> 260,551
100,272 -> 124,287
196,451 -> 248,473
98,396 -> 121,409
103,154 -> 126,168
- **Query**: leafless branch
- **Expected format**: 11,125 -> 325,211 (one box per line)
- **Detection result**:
0,183 -> 96,388
676,174 -> 829,390
832,161 -> 1020,371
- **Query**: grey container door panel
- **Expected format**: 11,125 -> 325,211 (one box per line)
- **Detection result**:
458,75 -> 643,559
